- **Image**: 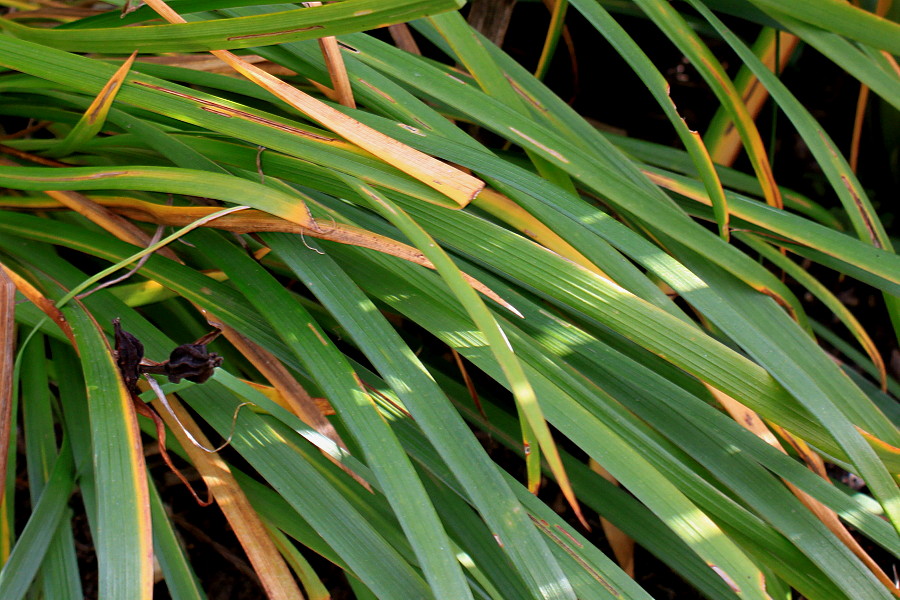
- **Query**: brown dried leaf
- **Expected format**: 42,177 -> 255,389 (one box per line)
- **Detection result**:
28,195 -> 518,314
151,394 -> 305,600
0,266 -> 16,504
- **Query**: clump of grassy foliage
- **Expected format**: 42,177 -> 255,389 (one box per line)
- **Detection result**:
0,1 -> 898,599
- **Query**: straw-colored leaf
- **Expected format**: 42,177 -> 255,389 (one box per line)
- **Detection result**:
0,266 -> 14,506
705,28 -> 800,167
140,0 -> 484,208
150,393 -> 305,600
29,194 -> 514,310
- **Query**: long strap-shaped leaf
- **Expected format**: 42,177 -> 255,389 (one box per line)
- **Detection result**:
0,36 -> 473,210
684,0 -> 900,351
13,236 -> 438,600
683,3 -> 892,252
562,0 -> 734,238
365,189 -> 900,466
264,230 -> 579,600
744,0 -> 900,55
66,305 -> 153,600
338,175 -> 589,520
627,0 -> 782,209
0,442 -> 74,600
191,229 -> 475,600
0,0 -> 465,53
341,32 -> 800,308
316,236 -> 775,600
141,0 -> 483,208
44,51 -> 136,159
643,168 -> 899,294
178,381 -> 437,600
0,266 -> 14,513
738,234 -> 887,386
20,335 -> 80,598
327,198 -> 881,598
0,204 -> 894,474
750,7 -> 900,113
0,165 -> 315,230
151,393 -> 305,600
425,10 -> 564,491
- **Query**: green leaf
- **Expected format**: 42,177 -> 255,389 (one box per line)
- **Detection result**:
264,231 -> 579,600
567,0 -> 732,238
744,0 -> 900,55
0,443 -> 75,600
191,228 -> 474,600
66,305 -> 153,600
0,0 -> 465,53
0,165 -> 313,229
180,383 -> 436,600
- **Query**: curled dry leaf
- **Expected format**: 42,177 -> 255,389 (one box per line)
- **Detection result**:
112,318 -> 226,505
